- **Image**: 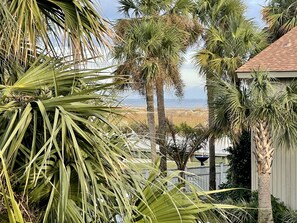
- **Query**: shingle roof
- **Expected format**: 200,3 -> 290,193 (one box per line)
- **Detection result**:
236,26 -> 297,73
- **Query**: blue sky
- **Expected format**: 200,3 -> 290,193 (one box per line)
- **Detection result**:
98,0 -> 266,100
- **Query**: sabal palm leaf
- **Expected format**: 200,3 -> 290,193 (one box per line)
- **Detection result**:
212,72 -> 297,146
1,56 -> 114,96
0,56 -> 143,222
195,15 -> 266,81
114,19 -> 184,94
196,0 -> 245,27
1,0 -> 111,60
210,77 -> 249,139
119,0 -> 172,17
262,0 -> 297,41
130,167 -> 235,223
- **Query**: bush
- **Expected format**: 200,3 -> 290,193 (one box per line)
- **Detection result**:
218,130 -> 251,201
282,209 -> 297,223
224,192 -> 290,223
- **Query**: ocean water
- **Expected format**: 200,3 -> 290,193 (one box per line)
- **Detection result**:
122,98 -> 207,109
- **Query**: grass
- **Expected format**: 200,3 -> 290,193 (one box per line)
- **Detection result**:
118,107 -> 208,127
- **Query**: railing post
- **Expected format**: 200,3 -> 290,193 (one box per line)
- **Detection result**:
220,163 -> 224,185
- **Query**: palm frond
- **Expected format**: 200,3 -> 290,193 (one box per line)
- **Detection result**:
3,0 -> 111,60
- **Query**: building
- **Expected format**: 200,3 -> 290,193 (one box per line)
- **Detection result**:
236,26 -> 297,209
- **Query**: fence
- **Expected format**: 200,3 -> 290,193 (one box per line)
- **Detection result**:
167,164 -> 229,191
185,164 -> 229,190
143,164 -> 229,191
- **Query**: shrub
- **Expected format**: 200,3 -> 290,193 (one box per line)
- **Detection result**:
219,130 -> 251,201
224,192 -> 290,223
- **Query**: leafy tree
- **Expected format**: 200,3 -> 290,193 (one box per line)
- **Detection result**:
212,72 -> 297,223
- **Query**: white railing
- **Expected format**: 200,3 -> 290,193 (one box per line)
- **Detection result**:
185,163 -> 229,190
155,164 -> 229,191
142,164 -> 229,190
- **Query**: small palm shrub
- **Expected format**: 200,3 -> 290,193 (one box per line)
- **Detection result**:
282,209 -> 297,223
223,192 -> 290,223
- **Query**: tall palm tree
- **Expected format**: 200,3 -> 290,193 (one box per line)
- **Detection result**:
115,0 -> 201,171
212,72 -> 297,223
194,0 -> 245,190
113,19 -> 185,166
194,0 -> 266,189
262,0 -> 297,42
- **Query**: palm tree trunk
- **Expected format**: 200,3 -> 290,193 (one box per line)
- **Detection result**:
206,78 -> 216,190
209,135 -> 216,190
258,173 -> 273,223
177,164 -> 186,188
254,120 -> 274,223
146,85 -> 157,163
156,78 -> 167,173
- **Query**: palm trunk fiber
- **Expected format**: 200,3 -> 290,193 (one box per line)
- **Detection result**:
254,120 -> 274,223
146,86 -> 157,163
258,173 -> 273,223
206,78 -> 216,190
156,78 -> 167,173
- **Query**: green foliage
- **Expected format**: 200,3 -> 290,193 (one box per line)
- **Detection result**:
219,130 -> 251,201
212,72 -> 297,147
282,209 -> 297,223
262,0 -> 297,42
130,166 -> 221,223
0,1 -> 242,222
194,0 -> 267,82
0,57 -> 140,222
225,131 -> 251,187
224,192 -> 291,223
2,0 -> 110,60
166,121 -> 208,172
212,72 -> 297,222
113,18 -> 185,95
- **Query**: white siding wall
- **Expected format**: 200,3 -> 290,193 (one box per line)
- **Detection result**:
252,142 -> 297,210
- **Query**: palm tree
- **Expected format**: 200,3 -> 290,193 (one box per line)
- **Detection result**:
262,0 -> 297,42
113,19 -> 185,166
194,0 -> 267,189
212,72 -> 297,223
194,0 -> 245,190
0,2 -> 139,220
113,18 -> 159,163
115,0 -> 201,171
166,121 -> 208,180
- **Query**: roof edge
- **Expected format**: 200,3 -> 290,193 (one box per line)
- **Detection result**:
238,71 -> 297,79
